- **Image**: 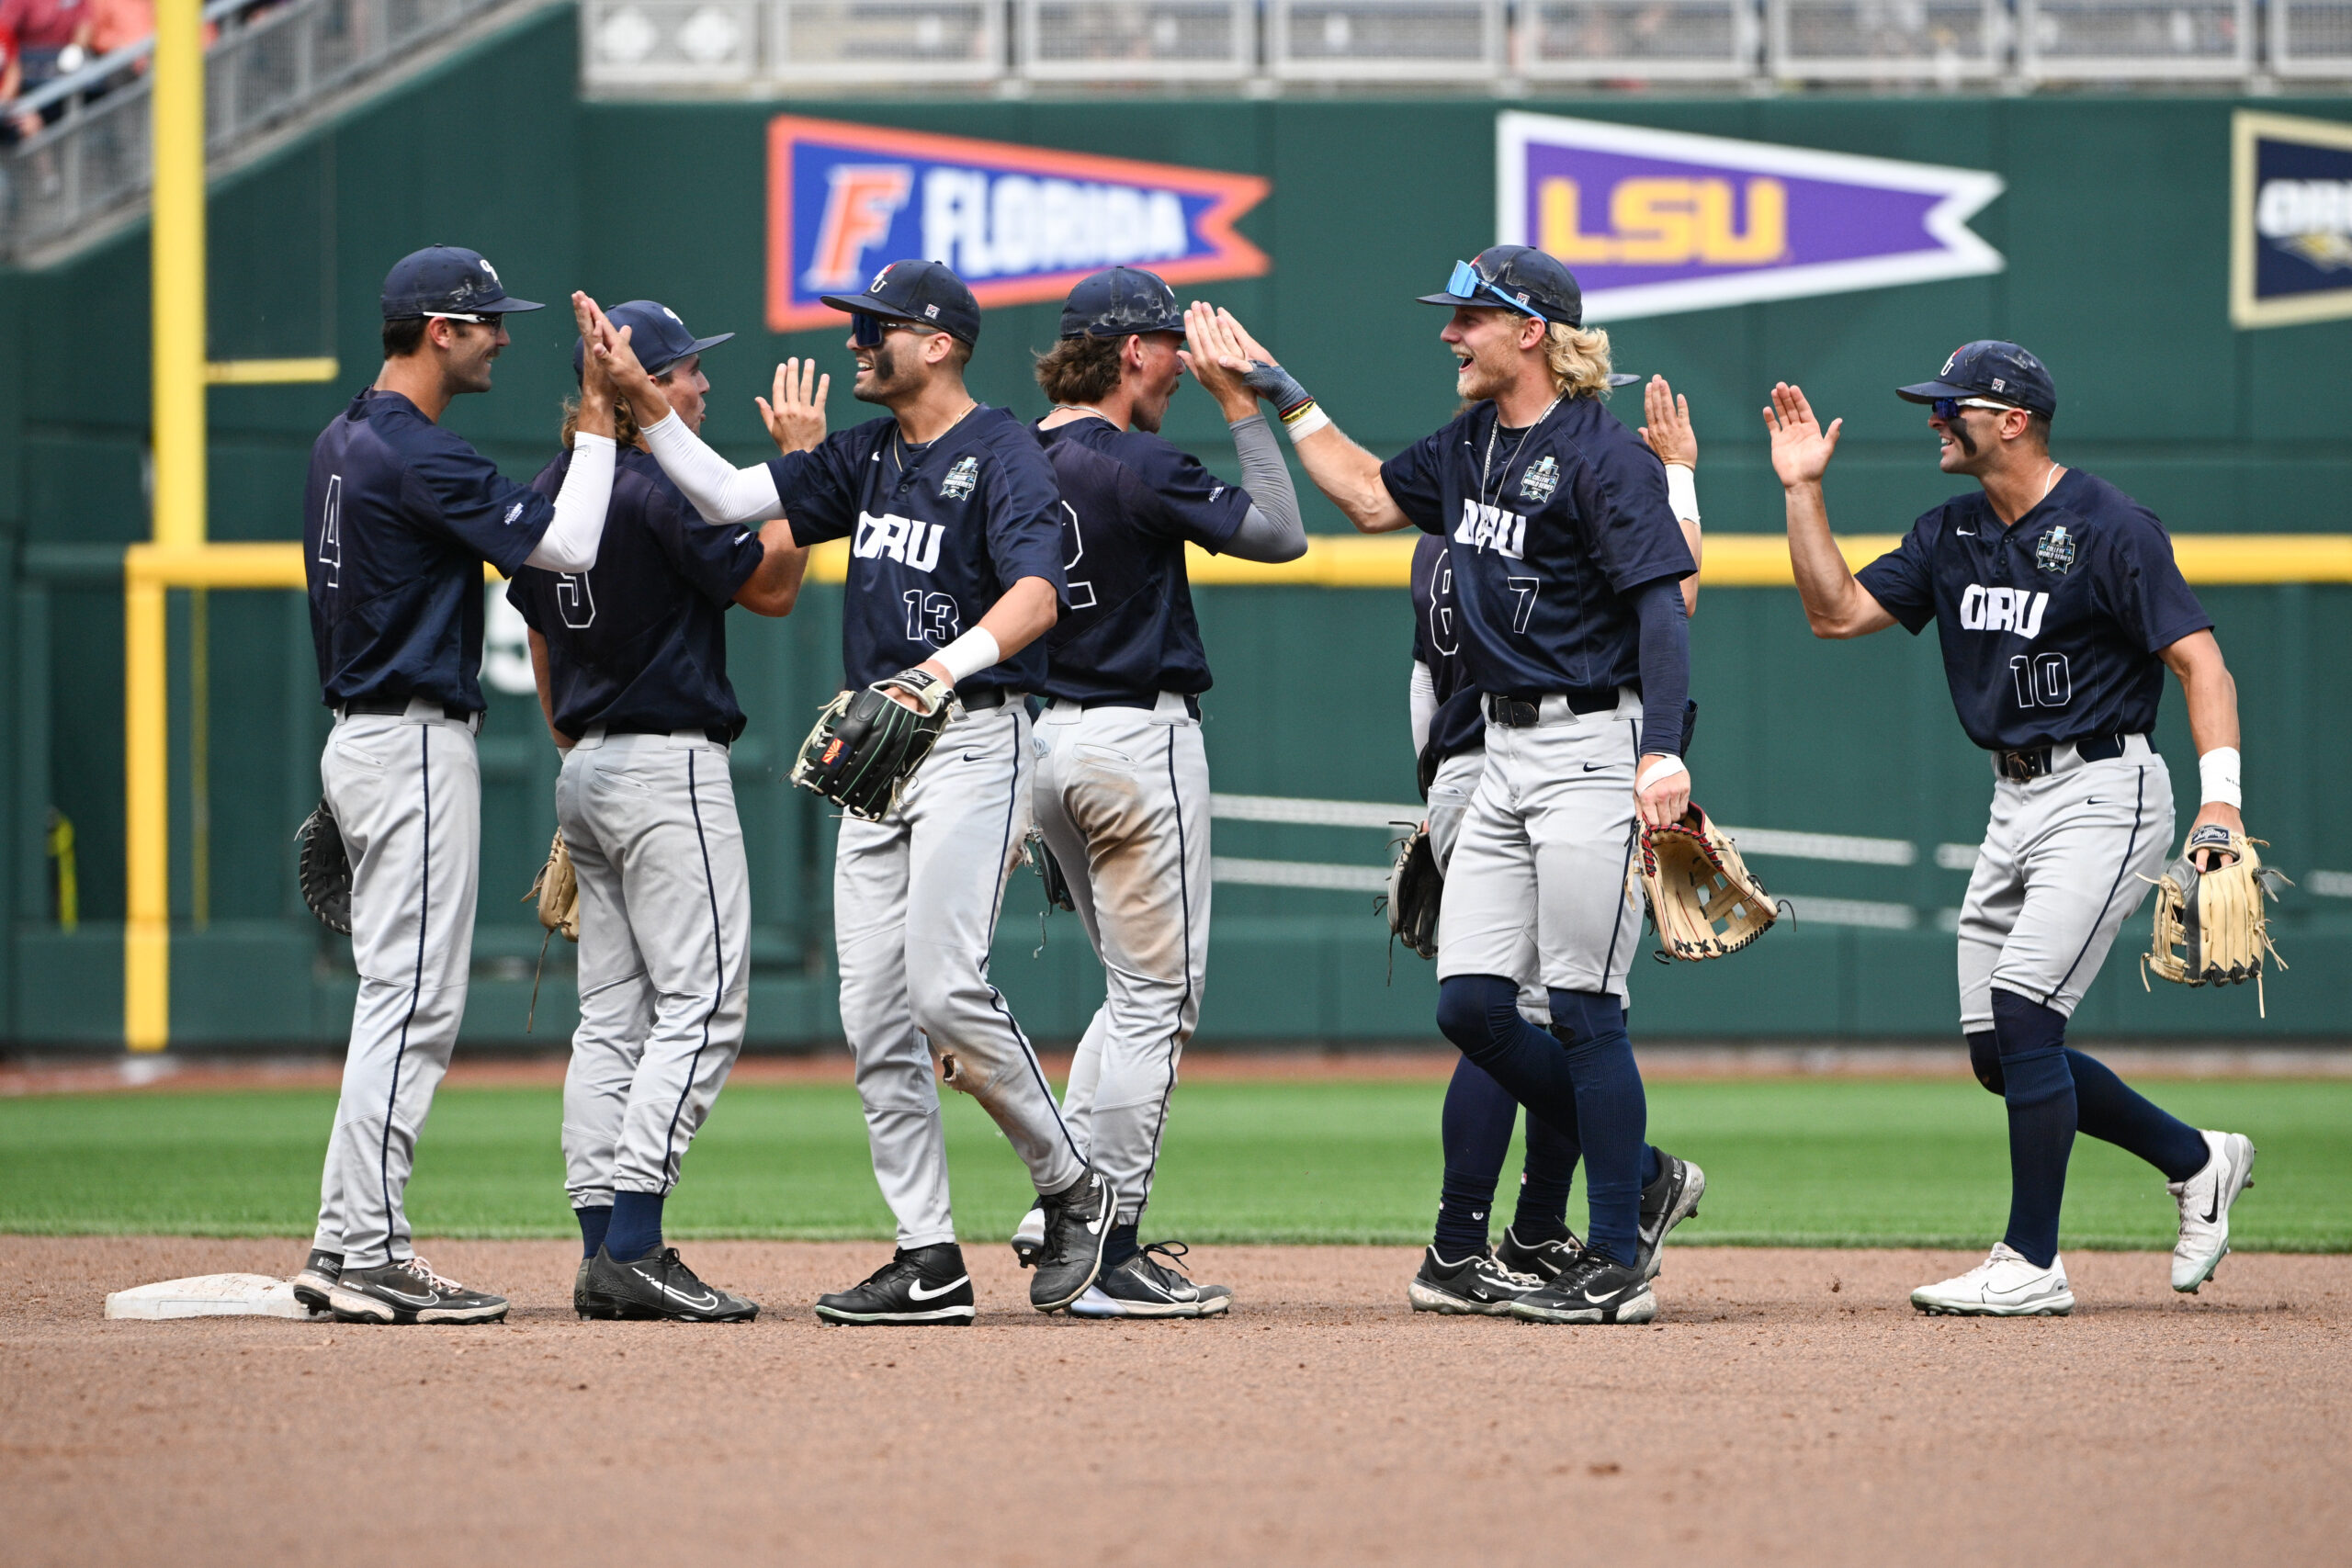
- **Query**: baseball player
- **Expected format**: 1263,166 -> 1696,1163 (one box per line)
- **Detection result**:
1003,271 -> 1308,1318
1403,373 -> 1708,1314
591,262 -> 1116,1324
291,250 -> 625,1325
1767,344 -> 2259,1315
1210,246 -> 1705,1325
511,300 -> 816,1323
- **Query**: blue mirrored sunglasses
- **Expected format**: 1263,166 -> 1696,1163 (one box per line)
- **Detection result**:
848,311 -> 939,348
1446,260 -> 1546,323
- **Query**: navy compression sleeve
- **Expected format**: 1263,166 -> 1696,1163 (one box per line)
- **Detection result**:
1633,576 -> 1690,756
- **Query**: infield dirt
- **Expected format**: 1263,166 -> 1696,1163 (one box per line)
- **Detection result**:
3,1237 -> 2343,1565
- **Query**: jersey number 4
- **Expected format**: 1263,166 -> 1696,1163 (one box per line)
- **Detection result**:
318,475 -> 343,590
2009,651 -> 2072,710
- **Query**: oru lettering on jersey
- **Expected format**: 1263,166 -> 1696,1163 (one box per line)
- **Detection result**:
1958,584 -> 2050,640
853,510 -> 945,573
1455,499 -> 1528,560
767,116 -> 1270,332
1497,111 -> 2004,321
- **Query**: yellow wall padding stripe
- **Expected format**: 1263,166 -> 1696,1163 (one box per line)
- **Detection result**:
124,534 -> 2352,592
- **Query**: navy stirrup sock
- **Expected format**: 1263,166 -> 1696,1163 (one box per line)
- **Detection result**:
2065,1048 -> 2210,1182
1512,1109 -> 1578,1245
1104,1221 -> 1141,1269
1992,990 -> 2075,1269
576,1204 -> 613,1261
1435,1055 -> 1520,1258
1436,976 -> 1584,1133
1548,988 -> 1646,1270
605,1191 -> 665,1263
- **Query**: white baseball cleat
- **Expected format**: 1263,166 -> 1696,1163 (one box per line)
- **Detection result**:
1010,1201 -> 1046,1269
1911,1243 -> 2075,1316
2167,1130 -> 2256,1293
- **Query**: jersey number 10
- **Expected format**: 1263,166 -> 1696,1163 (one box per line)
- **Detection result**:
2008,651 -> 2072,710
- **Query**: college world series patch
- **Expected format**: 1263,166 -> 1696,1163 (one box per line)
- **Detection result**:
941,456 -> 979,500
1520,455 -> 1560,503
2036,524 -> 2076,575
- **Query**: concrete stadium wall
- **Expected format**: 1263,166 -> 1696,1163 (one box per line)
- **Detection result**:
1,6 -> 2346,1045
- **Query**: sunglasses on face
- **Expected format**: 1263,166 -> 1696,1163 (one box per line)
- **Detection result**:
849,312 -> 938,349
1930,396 -> 2018,420
1447,260 -> 1546,324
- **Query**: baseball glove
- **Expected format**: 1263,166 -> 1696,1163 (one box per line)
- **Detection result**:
526,829 -> 579,942
1384,824 -> 1443,961
790,669 -> 952,821
1029,829 -> 1077,913
2142,826 -> 2290,1016
1634,803 -> 1778,962
295,797 -> 352,935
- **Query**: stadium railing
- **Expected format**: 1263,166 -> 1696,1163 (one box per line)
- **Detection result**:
0,0 -> 523,260
575,0 -> 2351,93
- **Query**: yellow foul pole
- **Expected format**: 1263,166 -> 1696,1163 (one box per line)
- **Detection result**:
130,0 -> 207,1050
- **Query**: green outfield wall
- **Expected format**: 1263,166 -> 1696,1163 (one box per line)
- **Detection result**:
1,6 -> 2346,1045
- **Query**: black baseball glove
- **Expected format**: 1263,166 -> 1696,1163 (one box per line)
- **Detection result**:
295,797 -> 352,934
1030,830 -> 1077,912
1384,825 -> 1442,961
790,668 -> 952,821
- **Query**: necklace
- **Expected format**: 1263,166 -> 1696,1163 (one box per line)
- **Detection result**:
1480,393 -> 1563,508
2036,462 -> 2065,504
890,398 -> 980,483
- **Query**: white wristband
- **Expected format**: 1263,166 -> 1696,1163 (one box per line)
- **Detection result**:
1282,404 -> 1331,441
2198,746 -> 2242,808
933,626 -> 1002,687
1664,462 -> 1699,525
1637,755 -> 1690,793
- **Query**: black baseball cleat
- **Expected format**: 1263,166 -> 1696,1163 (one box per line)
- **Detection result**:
290,1248 -> 342,1314
1509,1251 -> 1657,1325
1496,1225 -> 1584,1284
1068,1242 -> 1232,1319
1407,1246 -> 1544,1315
573,1258 -> 593,1317
1636,1153 -> 1705,1280
814,1244 -> 976,1325
580,1247 -> 759,1323
327,1257 -> 509,1325
1031,1168 -> 1119,1312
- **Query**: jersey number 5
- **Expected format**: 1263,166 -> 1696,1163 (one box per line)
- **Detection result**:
2008,651 -> 2072,710
903,589 -> 960,647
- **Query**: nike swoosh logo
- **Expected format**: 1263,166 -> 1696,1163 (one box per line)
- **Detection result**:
1957,529 -> 1976,536
376,1287 -> 436,1306
636,1273 -> 719,1311
1583,762 -> 1607,772
733,531 -> 752,544
1584,1288 -> 1620,1304
2204,1163 -> 2225,1224
908,1275 -> 969,1302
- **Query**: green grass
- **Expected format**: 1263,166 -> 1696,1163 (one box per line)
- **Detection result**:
1,1078 -> 2346,1251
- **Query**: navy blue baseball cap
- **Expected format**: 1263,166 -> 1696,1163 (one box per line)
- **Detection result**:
1898,341 -> 2057,420
379,245 -> 543,320
1418,244 -> 1582,329
1059,266 -> 1183,340
572,299 -> 732,382
819,259 -> 981,344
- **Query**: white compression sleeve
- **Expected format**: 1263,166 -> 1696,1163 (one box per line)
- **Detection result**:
523,434 -> 615,573
639,411 -> 785,525
1408,660 -> 1436,758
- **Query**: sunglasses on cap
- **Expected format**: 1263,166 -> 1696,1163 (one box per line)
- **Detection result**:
848,311 -> 944,348
424,310 -> 503,331
1930,396 -> 2020,420
1447,260 -> 1546,324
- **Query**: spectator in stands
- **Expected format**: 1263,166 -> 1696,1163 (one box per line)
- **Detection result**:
0,0 -> 91,130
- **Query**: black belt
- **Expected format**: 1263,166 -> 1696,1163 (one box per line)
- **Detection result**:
1995,733 -> 2126,784
607,724 -> 736,746
1485,689 -> 1618,728
336,696 -> 476,723
960,688 -> 1023,712
1080,694 -> 1201,719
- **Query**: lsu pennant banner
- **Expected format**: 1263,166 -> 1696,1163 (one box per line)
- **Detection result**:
1497,111 -> 2004,321
767,116 -> 1271,333
2230,110 -> 2352,330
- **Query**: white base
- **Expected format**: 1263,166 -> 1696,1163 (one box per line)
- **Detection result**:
105,1273 -> 324,1320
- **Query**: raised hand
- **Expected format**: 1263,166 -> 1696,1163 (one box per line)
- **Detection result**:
1178,302 -> 1261,421
1639,375 -> 1697,468
1764,381 -> 1841,488
758,356 -> 830,454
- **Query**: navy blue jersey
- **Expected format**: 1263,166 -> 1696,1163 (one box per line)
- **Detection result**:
1410,532 -> 1486,760
1380,395 -> 1693,699
1033,416 -> 1249,704
1854,468 -> 2212,752
508,446 -> 767,739
304,389 -> 557,712
768,406 -> 1068,696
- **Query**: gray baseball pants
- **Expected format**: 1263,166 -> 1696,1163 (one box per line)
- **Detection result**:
311,703 -> 482,1270
556,728 -> 750,1211
1956,737 -> 2172,1031
834,699 -> 1086,1248
1436,689 -> 1646,1003
1426,745 -> 1547,1023
1032,694 -> 1213,1226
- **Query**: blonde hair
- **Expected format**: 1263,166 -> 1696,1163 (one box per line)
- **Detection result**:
560,394 -> 640,451
1544,321 -> 1615,400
